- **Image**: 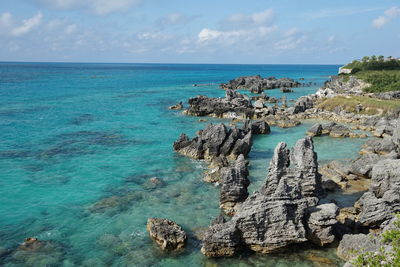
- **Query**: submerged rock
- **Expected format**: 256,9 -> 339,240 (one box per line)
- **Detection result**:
168,102 -> 183,110
147,218 -> 187,251
201,137 -> 326,257
307,122 -> 366,138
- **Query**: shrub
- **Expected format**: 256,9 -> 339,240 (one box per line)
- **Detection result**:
352,214 -> 400,267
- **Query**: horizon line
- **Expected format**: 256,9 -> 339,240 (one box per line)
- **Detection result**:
0,60 -> 344,66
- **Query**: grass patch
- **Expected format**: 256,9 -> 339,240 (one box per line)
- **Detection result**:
354,70 -> 400,93
316,95 -> 400,115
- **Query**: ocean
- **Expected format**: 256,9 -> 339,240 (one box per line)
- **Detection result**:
0,63 -> 366,266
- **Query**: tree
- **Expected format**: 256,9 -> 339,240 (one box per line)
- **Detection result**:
362,56 -> 370,63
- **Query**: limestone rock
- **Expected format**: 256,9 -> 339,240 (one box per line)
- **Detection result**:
201,137 -> 325,257
220,75 -> 301,93
147,218 -> 187,251
173,123 -> 253,161
337,233 -> 381,261
306,203 -> 339,246
219,154 -> 249,215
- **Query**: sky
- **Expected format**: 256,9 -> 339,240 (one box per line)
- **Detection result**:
0,0 -> 399,64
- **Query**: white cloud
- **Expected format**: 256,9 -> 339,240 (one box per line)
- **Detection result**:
198,28 -> 244,43
37,0 -> 142,15
372,6 -> 400,29
197,25 -> 277,45
384,6 -> 400,18
372,16 -> 389,29
252,9 -> 274,24
11,12 -> 42,36
274,30 -> 308,51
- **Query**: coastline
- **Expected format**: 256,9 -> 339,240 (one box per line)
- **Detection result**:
1,63 -> 398,266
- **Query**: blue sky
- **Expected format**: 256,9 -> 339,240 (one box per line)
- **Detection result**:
0,0 -> 399,64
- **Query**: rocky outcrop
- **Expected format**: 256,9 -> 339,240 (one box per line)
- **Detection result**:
360,136 -> 399,155
337,233 -> 382,261
242,119 -> 271,134
291,95 -> 316,114
356,159 -> 400,228
374,91 -> 400,100
221,75 -> 301,93
201,137 -> 328,257
184,90 -> 253,118
306,203 -> 339,246
316,75 -> 370,97
219,155 -> 249,215
174,121 -> 273,162
264,115 -> 301,128
147,218 -> 187,251
306,122 -> 367,138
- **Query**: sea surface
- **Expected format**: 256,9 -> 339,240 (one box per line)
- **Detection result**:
0,63 -> 366,266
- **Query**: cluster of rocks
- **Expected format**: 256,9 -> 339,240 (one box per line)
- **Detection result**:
173,123 -> 254,161
201,137 -> 342,257
307,122 -> 368,138
220,75 -> 301,93
173,121 -> 271,215
184,90 -> 253,119
316,75 -> 370,98
336,157 -> 400,265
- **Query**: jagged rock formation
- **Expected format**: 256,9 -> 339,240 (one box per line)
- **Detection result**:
173,123 -> 253,161
201,137 -> 331,257
173,120 -> 272,163
221,75 -> 301,93
219,154 -> 249,215
184,90 -> 254,118
147,218 -> 187,251
356,159 -> 400,227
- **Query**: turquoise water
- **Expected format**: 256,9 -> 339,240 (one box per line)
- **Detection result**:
0,63 -> 363,266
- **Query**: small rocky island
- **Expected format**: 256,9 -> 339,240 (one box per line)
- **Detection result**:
220,75 -> 302,93
153,58 -> 400,266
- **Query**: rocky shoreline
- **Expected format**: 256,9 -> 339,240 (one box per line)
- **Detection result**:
153,72 -> 400,266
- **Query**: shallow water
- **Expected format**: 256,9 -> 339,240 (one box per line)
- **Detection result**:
0,63 -> 361,266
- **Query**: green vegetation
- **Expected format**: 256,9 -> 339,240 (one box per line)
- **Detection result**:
353,214 -> 400,267
354,70 -> 400,93
343,56 -> 400,72
341,56 -> 400,93
316,95 -> 400,115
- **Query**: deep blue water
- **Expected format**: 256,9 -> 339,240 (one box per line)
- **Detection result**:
0,63 -> 364,266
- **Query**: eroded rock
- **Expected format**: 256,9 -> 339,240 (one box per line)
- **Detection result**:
147,218 -> 187,251
201,137 -> 326,257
